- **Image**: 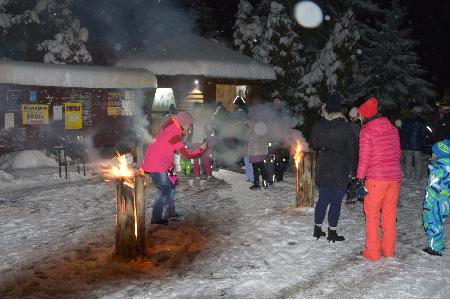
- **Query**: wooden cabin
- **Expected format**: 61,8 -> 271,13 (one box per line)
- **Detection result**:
115,34 -> 276,121
0,60 -> 157,154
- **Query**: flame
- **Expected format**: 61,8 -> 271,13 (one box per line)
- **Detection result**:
104,153 -> 139,238
294,141 -> 303,169
102,153 -> 136,188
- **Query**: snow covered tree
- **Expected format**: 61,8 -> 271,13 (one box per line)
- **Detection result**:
232,0 -> 263,57
297,8 -> 360,108
350,0 -> 434,107
189,0 -> 217,35
0,0 -> 91,64
38,19 -> 91,64
254,1 -> 303,101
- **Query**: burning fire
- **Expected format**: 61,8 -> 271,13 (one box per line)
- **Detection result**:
102,153 -> 136,188
102,153 -> 139,239
294,141 -> 303,169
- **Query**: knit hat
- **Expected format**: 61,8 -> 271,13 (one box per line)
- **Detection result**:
325,94 -> 342,113
432,140 -> 450,159
359,97 -> 378,118
349,107 -> 359,119
175,111 -> 193,127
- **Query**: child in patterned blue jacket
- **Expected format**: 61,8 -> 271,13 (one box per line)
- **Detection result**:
423,139 -> 450,256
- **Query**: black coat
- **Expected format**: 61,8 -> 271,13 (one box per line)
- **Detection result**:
433,112 -> 450,143
400,114 -> 428,151
310,116 -> 357,187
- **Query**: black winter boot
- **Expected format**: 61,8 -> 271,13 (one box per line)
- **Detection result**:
313,225 -> 326,240
423,247 -> 443,256
249,181 -> 261,190
327,228 -> 345,243
262,180 -> 270,189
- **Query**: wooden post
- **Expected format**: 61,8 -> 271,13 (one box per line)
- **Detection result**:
115,174 -> 145,258
296,152 -> 316,208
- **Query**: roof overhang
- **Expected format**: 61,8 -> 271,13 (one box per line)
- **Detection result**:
115,35 -> 277,81
0,60 -> 157,89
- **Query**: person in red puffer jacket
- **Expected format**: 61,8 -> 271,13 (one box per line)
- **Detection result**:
357,97 -> 402,261
141,111 -> 206,225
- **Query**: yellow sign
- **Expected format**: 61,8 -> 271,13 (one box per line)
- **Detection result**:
22,104 -> 49,125
64,103 -> 82,129
107,106 -> 122,116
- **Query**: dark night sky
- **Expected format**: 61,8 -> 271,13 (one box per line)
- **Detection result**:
77,0 -> 450,97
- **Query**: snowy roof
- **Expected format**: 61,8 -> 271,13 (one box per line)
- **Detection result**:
115,35 -> 277,81
0,60 -> 157,89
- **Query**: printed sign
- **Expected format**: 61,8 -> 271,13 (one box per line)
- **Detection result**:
121,100 -> 134,116
107,106 -> 122,116
4,113 -> 14,129
7,90 -> 21,111
64,103 -> 82,129
29,90 -> 37,102
53,106 -> 63,120
22,104 -> 49,125
124,90 -> 136,100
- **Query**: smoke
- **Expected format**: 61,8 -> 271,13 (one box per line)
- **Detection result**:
132,89 -> 153,145
209,102 -> 309,167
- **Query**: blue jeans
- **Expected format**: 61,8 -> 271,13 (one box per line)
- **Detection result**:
244,155 -> 254,182
315,186 -> 346,228
149,172 -> 176,223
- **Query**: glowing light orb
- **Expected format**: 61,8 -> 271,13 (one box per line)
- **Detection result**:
294,1 -> 323,29
254,121 -> 268,136
114,43 -> 122,51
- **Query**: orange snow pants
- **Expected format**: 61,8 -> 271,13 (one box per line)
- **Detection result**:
362,179 -> 401,261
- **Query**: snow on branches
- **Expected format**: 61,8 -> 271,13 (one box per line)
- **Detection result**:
0,0 -> 91,64
38,19 -> 92,64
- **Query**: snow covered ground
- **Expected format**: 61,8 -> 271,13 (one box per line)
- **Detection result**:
0,152 -> 449,298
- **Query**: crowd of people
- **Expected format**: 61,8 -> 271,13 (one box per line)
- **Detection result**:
140,91 -> 450,260
311,94 -> 450,259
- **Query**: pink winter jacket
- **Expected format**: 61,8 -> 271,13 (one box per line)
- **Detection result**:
356,116 -> 402,181
141,117 -> 204,173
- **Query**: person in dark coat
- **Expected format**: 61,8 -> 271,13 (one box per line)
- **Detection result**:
400,106 -> 428,180
433,106 -> 450,143
310,94 -> 358,242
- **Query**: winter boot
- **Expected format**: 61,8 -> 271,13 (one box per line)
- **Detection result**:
313,225 -> 326,240
423,247 -> 443,256
327,228 -> 345,243
249,181 -> 261,190
262,180 -> 270,189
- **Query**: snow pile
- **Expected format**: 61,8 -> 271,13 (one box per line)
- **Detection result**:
0,170 -> 13,180
0,150 -> 57,170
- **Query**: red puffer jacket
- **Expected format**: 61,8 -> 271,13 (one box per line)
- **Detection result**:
356,116 -> 402,181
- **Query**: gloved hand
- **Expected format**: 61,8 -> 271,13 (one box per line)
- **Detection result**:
353,178 -> 368,198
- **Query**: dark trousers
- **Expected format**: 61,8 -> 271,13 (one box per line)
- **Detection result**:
315,186 -> 346,227
252,161 -> 269,183
149,172 -> 176,223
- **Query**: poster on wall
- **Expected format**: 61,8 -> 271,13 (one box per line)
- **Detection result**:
7,90 -> 21,111
53,106 -> 63,120
106,106 -> 122,116
29,90 -> 37,102
106,91 -> 123,117
4,113 -> 14,129
121,100 -> 134,116
21,104 -> 49,125
64,103 -> 82,129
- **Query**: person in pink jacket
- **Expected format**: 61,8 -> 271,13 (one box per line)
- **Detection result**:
141,111 -> 206,225
357,97 -> 402,261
